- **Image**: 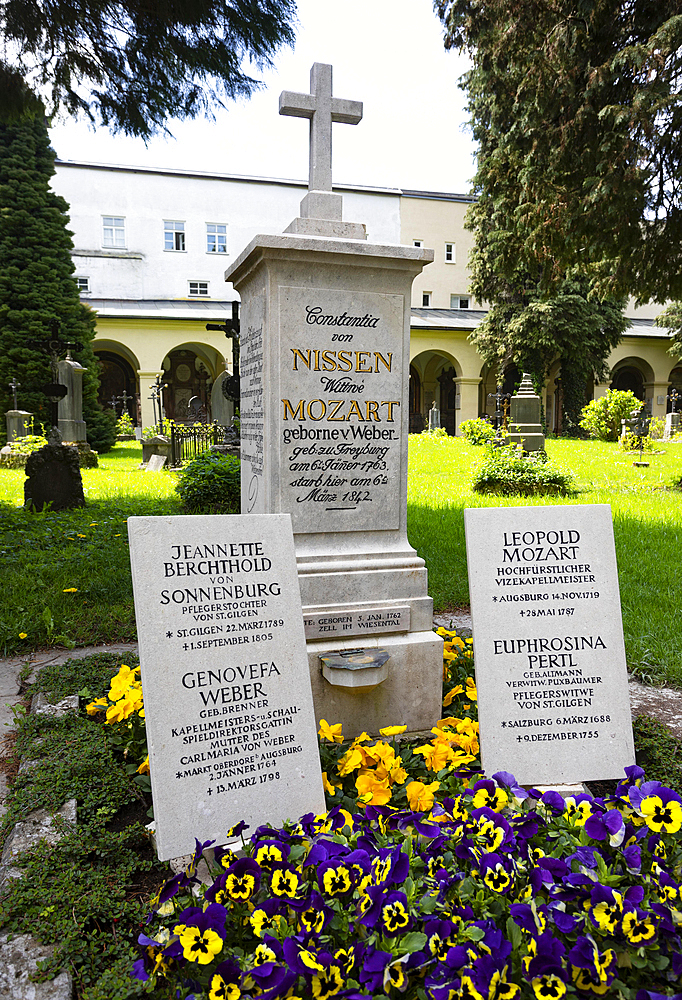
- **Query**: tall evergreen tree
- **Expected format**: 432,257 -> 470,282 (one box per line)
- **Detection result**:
436,0 -> 682,304
435,0 -> 628,429
0,113 -> 116,450
1,0 -> 296,139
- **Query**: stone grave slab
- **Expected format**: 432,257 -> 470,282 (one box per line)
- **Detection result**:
146,454 -> 167,472
464,503 -> 635,786
127,513 -> 325,860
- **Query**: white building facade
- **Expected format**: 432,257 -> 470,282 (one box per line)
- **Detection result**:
52,159 -> 677,434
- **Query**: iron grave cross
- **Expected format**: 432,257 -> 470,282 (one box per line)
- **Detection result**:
279,63 -> 365,235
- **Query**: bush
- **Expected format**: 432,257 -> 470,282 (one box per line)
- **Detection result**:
420,426 -> 449,439
116,411 -> 135,436
142,418 -> 172,439
472,443 -> 576,496
459,417 -> 496,445
7,432 -> 47,454
579,388 -> 641,441
649,415 -> 665,440
619,431 -> 660,453
176,451 -> 240,513
86,406 -> 117,453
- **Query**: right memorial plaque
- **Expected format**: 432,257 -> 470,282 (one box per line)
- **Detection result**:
464,504 -> 635,785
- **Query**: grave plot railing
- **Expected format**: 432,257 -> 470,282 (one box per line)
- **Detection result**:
169,421 -> 228,466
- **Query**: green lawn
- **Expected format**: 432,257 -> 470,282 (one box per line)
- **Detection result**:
407,434 -> 682,685
1,437 -> 681,687
0,443 -> 181,653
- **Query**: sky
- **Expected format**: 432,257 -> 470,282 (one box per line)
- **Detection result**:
48,0 -> 477,195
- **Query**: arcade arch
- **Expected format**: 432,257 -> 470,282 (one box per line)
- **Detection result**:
160,342 -> 225,423
410,350 -> 461,435
610,356 -> 654,402
93,342 -> 141,424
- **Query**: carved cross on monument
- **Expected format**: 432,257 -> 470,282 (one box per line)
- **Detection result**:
279,63 -> 366,239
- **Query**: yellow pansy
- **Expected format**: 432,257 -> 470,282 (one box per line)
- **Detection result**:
406,779 -> 440,812
356,771 -> 392,806
318,719 -> 343,743
86,696 -> 108,716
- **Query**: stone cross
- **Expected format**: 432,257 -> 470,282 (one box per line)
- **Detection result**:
280,63 -> 362,225
117,389 -> 134,413
8,377 -> 20,410
487,384 -> 511,431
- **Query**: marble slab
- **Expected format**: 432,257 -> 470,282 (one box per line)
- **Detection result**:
278,285 -> 404,532
303,605 -> 410,640
127,514 -> 325,860
464,504 -> 635,785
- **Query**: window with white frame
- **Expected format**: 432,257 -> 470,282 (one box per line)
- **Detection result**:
102,216 -> 125,248
422,291 -> 432,307
445,242 -> 456,263
188,280 -> 209,296
450,294 -> 470,309
164,220 -> 186,251
413,239 -> 423,248
76,276 -> 90,294
206,223 -> 227,253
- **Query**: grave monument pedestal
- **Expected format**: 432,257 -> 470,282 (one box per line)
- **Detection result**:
5,409 -> 32,442
226,235 -> 442,735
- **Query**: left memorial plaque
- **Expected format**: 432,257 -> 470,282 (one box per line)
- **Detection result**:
127,514 -> 326,861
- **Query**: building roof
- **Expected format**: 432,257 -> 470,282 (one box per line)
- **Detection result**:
86,298 -> 238,321
85,299 -> 674,339
55,158 -> 474,202
410,307 -> 672,339
410,307 -> 487,330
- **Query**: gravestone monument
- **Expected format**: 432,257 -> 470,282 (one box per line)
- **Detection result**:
127,514 -> 325,860
5,410 -> 32,442
225,63 -> 442,736
211,370 -> 234,427
428,404 -> 441,431
507,374 -> 545,452
146,454 -> 167,473
664,412 -> 680,441
24,431 -> 86,511
464,504 -> 635,786
57,355 -> 87,443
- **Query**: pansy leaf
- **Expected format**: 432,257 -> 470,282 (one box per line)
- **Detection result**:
398,932 -> 427,955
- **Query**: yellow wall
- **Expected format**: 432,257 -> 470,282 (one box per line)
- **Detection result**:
94,317 -> 231,428
400,196 -> 480,309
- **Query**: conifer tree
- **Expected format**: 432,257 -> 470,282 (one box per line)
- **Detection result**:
0,113 -> 116,450
467,191 -> 627,431
435,0 -> 629,430
436,0 -> 682,303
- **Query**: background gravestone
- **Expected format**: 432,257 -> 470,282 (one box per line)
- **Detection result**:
507,373 -> 545,452
5,410 -> 32,442
24,439 -> 85,511
211,371 -> 234,427
57,356 -> 87,442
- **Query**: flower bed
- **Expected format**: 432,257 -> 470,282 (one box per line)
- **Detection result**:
92,634 -> 682,1000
